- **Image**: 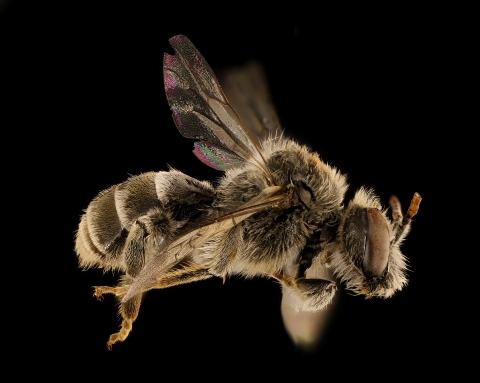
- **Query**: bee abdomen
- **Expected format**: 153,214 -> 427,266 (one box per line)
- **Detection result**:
75,214 -> 109,269
88,186 -> 123,251
76,172 -> 163,271
76,170 -> 217,273
115,172 -> 163,230
76,185 -> 125,270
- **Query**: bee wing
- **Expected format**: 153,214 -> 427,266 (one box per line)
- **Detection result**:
220,61 -> 282,144
123,185 -> 289,302
164,35 -> 271,177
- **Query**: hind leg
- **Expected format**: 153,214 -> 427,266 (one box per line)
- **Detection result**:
92,210 -> 169,348
92,219 -> 151,349
107,291 -> 142,350
93,277 -> 142,350
94,265 -> 213,349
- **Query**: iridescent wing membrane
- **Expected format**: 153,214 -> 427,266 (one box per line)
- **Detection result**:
164,35 -> 268,173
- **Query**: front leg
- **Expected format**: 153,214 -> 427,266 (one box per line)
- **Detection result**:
275,273 -> 337,312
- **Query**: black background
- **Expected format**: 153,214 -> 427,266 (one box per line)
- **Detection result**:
2,1 -> 448,378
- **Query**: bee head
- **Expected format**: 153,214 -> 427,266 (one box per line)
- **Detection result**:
330,188 -> 408,298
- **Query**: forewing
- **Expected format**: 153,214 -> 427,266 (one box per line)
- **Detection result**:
221,61 -> 282,144
164,35 -> 265,172
123,186 -> 288,301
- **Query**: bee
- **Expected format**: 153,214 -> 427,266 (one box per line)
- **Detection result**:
75,35 -> 421,349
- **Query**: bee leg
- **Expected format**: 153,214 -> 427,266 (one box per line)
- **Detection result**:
206,225 -> 242,280
103,210 -> 173,349
123,222 -> 148,278
275,274 -> 337,312
101,265 -> 212,349
93,286 -> 116,301
125,207 -> 175,276
92,276 -> 143,350
93,284 -> 129,301
106,290 -> 142,350
91,221 -> 148,334
153,265 -> 213,288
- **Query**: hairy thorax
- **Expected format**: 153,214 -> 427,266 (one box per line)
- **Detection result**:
208,138 -> 348,278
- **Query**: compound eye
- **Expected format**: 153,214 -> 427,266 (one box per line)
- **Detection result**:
363,208 -> 390,277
